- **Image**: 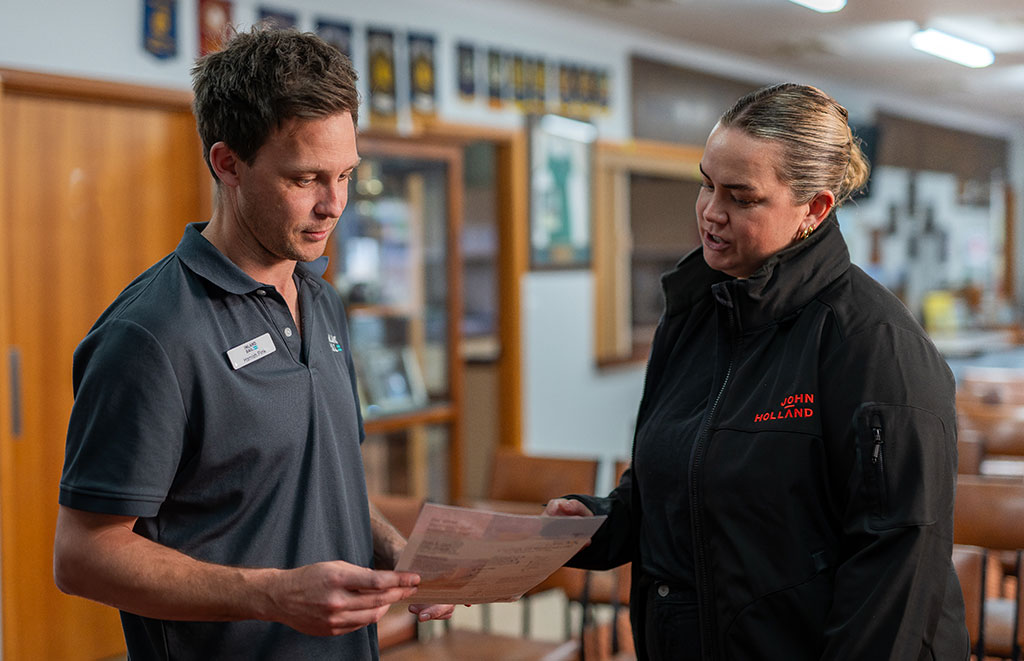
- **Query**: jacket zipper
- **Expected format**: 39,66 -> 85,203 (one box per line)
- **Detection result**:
869,413 -> 887,515
692,303 -> 736,660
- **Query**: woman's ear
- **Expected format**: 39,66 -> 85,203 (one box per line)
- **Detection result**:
208,141 -> 241,187
799,189 -> 837,236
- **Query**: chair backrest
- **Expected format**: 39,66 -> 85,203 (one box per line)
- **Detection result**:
958,430 -> 984,475
956,402 -> 1024,457
955,475 -> 1024,550
961,367 -> 1024,406
952,544 -> 985,647
487,448 -> 599,503
371,493 -> 424,539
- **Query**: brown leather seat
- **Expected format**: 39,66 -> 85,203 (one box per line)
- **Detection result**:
953,475 -> 1024,658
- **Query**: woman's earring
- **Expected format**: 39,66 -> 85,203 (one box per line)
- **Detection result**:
800,224 -> 816,240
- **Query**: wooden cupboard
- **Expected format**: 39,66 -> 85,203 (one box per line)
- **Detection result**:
0,69 -> 210,660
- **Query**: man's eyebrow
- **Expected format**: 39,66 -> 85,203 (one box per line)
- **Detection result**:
698,163 -> 755,191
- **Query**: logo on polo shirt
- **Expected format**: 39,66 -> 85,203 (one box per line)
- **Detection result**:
753,392 -> 816,423
328,333 -> 343,353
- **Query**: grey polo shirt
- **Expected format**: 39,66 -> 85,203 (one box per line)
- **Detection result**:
60,222 -> 377,660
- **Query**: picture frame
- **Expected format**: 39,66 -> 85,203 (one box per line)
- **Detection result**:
528,114 -> 596,269
356,345 -> 428,416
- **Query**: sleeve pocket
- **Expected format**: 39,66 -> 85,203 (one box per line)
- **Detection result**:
854,402 -> 950,530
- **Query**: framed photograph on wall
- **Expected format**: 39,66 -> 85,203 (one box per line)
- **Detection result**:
356,346 -> 428,415
529,114 -> 597,269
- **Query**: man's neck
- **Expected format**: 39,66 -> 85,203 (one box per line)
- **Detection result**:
202,213 -> 296,293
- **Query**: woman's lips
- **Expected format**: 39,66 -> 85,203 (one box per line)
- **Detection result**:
703,230 -> 728,250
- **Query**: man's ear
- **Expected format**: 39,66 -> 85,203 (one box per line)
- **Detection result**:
209,141 -> 241,187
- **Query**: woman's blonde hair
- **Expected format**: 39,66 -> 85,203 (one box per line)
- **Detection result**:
718,83 -> 870,208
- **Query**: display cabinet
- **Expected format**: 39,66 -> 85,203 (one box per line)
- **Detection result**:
330,137 -> 464,502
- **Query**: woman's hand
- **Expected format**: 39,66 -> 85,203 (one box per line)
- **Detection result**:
543,498 -> 594,517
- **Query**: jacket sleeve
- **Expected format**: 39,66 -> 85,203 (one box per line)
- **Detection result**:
562,467 -> 637,570
817,322 -> 966,660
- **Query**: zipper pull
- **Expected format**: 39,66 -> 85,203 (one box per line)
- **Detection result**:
871,425 -> 883,465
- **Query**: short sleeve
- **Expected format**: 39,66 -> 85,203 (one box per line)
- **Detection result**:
59,319 -> 189,517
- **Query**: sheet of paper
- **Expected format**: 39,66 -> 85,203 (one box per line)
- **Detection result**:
394,503 -> 607,604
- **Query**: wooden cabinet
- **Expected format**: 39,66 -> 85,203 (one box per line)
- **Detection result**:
0,70 -> 210,661
330,137 -> 464,502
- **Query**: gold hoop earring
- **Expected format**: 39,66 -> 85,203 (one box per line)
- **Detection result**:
800,224 -> 816,240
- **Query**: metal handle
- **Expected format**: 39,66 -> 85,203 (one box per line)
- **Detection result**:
8,348 -> 21,438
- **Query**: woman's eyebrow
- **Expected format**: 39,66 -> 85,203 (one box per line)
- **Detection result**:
698,163 -> 755,191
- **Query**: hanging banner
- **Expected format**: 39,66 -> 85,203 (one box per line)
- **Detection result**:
143,0 -> 177,59
487,49 -> 504,109
258,7 -> 296,30
534,58 -> 548,113
408,33 -> 437,118
368,28 -> 397,122
198,0 -> 231,56
315,19 -> 352,58
457,43 -> 475,101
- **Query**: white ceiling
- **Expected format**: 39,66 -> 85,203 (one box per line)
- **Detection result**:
508,0 -> 1024,131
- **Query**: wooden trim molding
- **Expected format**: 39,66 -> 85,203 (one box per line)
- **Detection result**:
0,68 -> 193,110
592,139 -> 703,364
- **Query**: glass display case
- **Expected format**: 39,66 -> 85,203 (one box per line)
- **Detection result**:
331,137 -> 464,502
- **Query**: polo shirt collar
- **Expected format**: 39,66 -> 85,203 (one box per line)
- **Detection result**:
176,222 -> 328,295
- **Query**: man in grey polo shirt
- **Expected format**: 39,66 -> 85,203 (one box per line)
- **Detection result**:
53,27 -> 453,659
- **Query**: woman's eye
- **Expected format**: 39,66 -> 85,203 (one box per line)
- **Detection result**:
732,197 -> 755,207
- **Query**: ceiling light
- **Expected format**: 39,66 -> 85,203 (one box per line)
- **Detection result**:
910,28 -> 994,68
786,0 -> 846,13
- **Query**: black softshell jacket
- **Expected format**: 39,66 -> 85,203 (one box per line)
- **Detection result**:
569,217 -> 969,660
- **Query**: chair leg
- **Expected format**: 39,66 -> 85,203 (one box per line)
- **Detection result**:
1014,550 -> 1022,661
522,596 -> 531,638
978,549 -> 988,659
577,572 -> 593,661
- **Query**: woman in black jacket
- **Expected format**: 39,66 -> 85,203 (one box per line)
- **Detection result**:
545,83 -> 968,660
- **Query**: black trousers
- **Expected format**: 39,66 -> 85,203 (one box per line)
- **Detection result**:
644,581 -> 702,661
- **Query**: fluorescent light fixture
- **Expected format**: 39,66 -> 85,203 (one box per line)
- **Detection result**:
910,28 -> 994,68
787,0 -> 846,13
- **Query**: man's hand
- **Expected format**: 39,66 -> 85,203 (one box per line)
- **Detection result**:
543,498 -> 594,517
267,561 -> 420,636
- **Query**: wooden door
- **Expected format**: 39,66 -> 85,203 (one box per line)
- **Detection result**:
0,70 -> 210,660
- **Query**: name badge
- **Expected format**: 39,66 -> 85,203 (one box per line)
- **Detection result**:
226,333 -> 276,370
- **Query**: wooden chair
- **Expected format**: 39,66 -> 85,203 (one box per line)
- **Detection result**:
374,492 -> 583,660
953,475 -> 1024,659
960,367 -> 1024,406
572,460 -> 633,656
485,448 -> 601,640
371,493 -> 425,651
956,400 -> 1024,478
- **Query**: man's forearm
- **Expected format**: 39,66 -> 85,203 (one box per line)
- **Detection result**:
53,506 -> 420,637
54,506 -> 278,623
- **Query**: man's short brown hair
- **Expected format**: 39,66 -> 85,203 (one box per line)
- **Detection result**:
191,27 -> 359,177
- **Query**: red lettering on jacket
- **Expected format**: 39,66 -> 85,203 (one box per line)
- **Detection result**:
755,393 -> 816,424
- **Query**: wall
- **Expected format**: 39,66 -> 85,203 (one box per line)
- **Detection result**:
3,0 -> 1023,496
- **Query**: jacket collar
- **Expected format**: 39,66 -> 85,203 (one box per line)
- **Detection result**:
662,214 -> 850,331
176,221 -> 328,296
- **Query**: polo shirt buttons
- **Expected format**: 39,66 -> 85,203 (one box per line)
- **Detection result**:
284,327 -> 293,337
257,289 -> 267,296
657,584 -> 670,597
